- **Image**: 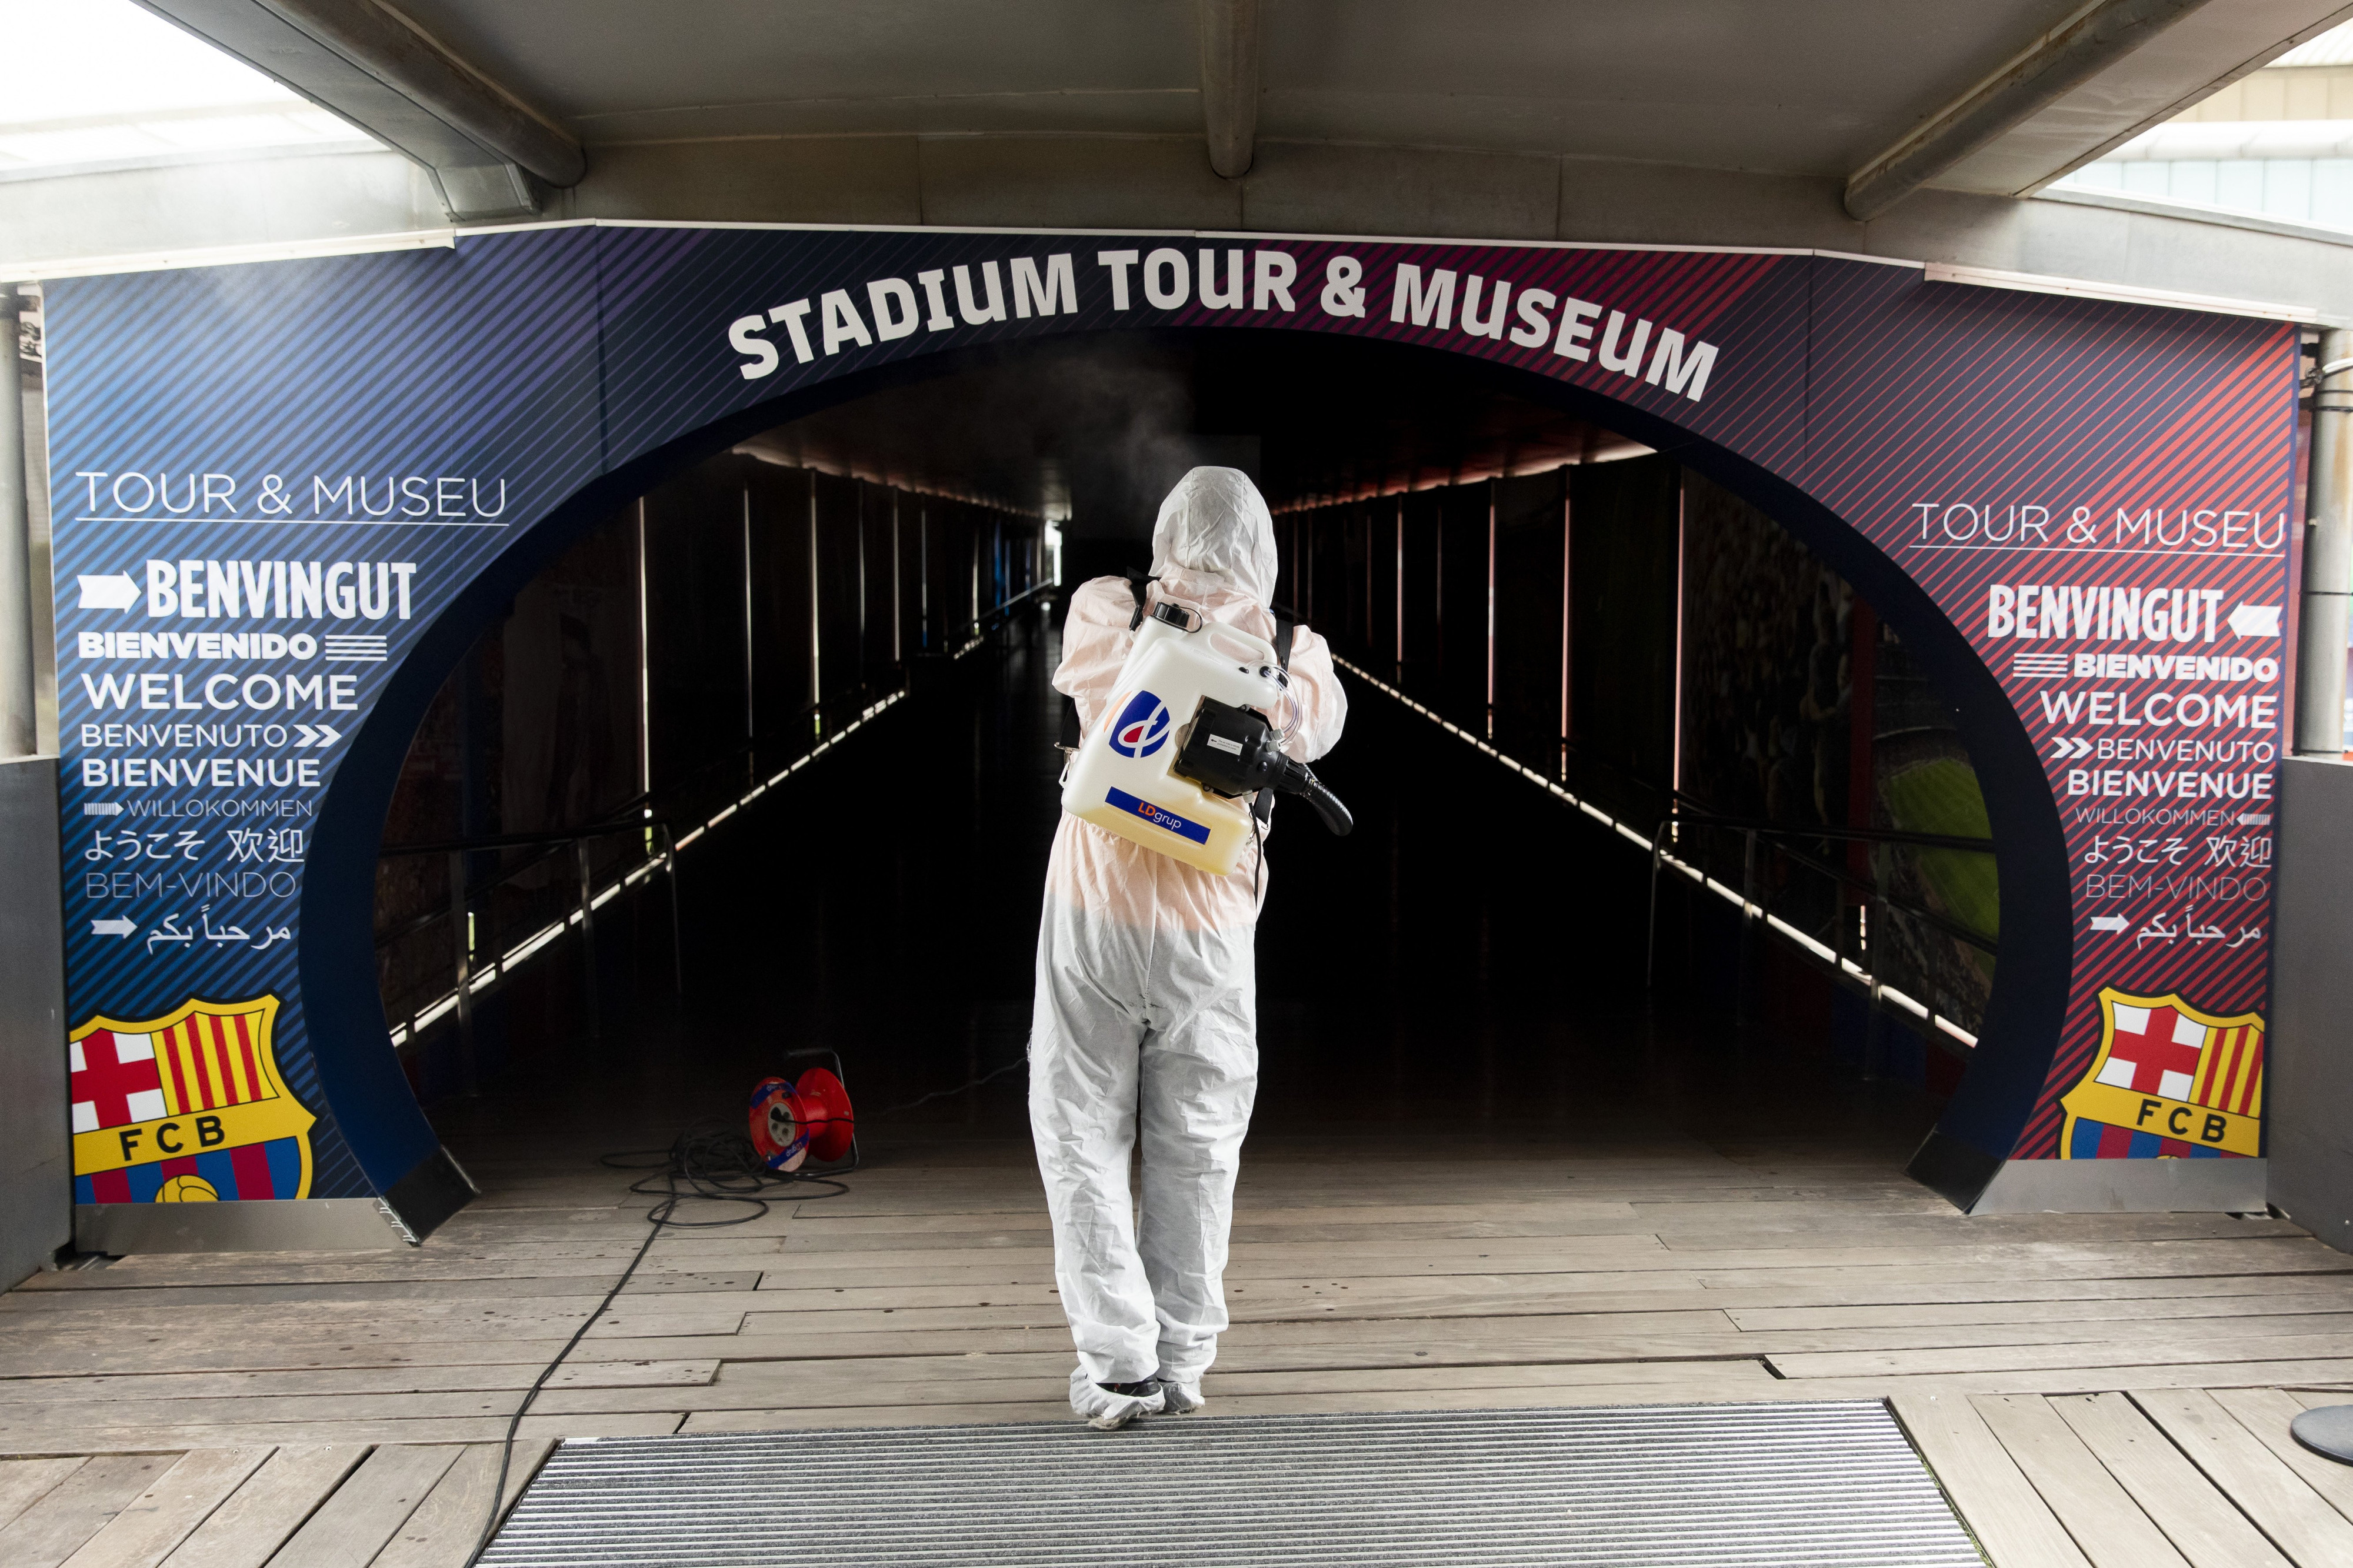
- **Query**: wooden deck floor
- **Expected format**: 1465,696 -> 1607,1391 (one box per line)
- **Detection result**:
7,1121 -> 2353,1566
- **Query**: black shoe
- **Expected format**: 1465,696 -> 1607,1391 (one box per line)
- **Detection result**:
1098,1380 -> 1160,1398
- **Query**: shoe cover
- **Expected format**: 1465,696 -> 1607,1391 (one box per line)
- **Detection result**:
1069,1366 -> 1164,1430
1160,1379 -> 1205,1414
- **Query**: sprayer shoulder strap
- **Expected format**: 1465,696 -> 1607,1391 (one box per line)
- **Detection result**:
1254,613 -> 1297,825
1058,573 -> 1156,754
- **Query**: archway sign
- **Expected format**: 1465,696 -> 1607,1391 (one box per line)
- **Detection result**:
44,223 -> 2293,1248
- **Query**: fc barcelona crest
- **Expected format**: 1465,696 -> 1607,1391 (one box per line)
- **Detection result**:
68,996 -> 315,1203
2060,988 -> 2264,1160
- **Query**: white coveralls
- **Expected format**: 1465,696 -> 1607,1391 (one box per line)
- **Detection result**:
1029,468 -> 1348,1426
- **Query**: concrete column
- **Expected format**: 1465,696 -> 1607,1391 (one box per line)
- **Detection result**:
2270,756 -> 2353,1252
1199,0 -> 1260,179
2299,329 -> 2353,756
0,286 -> 36,760
0,755 -> 66,1285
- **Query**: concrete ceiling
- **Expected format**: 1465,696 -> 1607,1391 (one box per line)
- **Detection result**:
375,0 -> 2347,181
126,0 -> 2353,223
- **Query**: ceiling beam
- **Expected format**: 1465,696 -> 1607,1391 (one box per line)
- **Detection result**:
135,0 -> 584,221
1844,0 -> 2212,222
1199,0 -> 1261,180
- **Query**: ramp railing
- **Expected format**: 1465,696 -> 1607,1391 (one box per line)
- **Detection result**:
375,814 -> 682,1090
1646,810 -> 1997,1073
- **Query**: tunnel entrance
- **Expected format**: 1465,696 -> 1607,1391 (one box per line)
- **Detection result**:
45,222 -> 2293,1255
376,335 -> 1997,1199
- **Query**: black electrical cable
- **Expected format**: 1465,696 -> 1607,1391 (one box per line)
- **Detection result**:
464,1126 -> 850,1566
871,1056 -> 1029,1115
463,1059 -> 1031,1565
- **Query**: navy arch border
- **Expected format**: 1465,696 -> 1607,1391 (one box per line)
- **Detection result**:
39,222 -> 2292,1235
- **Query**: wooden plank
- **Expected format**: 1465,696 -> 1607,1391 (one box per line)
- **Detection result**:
2048,1392 -> 2291,1568
1732,1292 -> 2353,1332
758,1235 -> 2345,1286
668,1373 -> 1794,1433
525,1354 -> 1777,1417
535,1315 -> 2353,1382
157,1446 -> 368,1568
0,1294 -> 739,1330
0,1305 -> 749,1346
1686,1361 -> 2353,1401
56,1449 -> 274,1568
782,1206 -> 1721,1252
368,1441 -> 554,1568
0,1361 -> 720,1409
1887,1392 -> 2094,1568
8,1274 -> 755,1309
17,1250 -> 785,1292
2208,1387 -> 2353,1527
1650,1215 -> 2307,1249
715,1269 -> 2353,1328
1968,1396 -> 2187,1568
0,1455 -> 183,1568
1768,1333 -> 2353,1381
0,1339 -> 590,1380
257,1445 -> 461,1568
0,1460 -> 88,1531
0,1388 -> 594,1431
791,1200 -> 1645,1238
2130,1388 -> 2353,1565
0,1416 -> 679,1459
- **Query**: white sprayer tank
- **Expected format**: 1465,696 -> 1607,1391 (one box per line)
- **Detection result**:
1060,605 -> 1287,875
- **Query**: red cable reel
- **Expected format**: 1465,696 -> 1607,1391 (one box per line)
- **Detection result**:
747,1068 -> 855,1172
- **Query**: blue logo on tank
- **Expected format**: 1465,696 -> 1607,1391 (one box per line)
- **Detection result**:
1105,787 -> 1211,845
1108,690 -> 1172,758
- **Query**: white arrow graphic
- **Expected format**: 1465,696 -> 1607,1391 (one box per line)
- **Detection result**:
312,721 -> 342,746
294,725 -> 316,746
76,574 -> 139,610
2228,603 -> 2282,638
81,802 -> 122,816
2089,916 -> 2129,933
90,918 -> 136,938
2050,736 -> 2091,759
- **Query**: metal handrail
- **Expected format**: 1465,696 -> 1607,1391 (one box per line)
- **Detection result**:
375,815 -> 681,1090
375,581 -> 1049,1085
1646,810 -> 1998,1075
1657,807 -> 1995,856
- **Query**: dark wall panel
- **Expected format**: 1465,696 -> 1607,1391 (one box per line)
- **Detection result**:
748,462 -> 815,769
1571,455 -> 1679,802
859,482 -> 900,682
811,472 -> 864,706
1308,506 -> 1350,642
1367,498 -> 1401,682
1400,491 -> 1442,700
1492,469 -> 1567,773
1437,483 -> 1489,723
644,461 -> 751,794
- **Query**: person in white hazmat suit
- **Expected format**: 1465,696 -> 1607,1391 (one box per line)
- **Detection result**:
1030,466 -> 1348,1430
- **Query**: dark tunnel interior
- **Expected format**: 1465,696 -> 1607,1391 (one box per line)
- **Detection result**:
376,333 -> 1999,1173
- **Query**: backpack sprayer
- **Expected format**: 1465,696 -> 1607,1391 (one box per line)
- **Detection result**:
1061,595 -> 1351,875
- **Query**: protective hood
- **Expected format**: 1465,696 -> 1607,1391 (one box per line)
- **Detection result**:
1149,467 -> 1279,610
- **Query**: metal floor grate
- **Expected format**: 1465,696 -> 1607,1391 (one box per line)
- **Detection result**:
482,1402 -> 1985,1567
